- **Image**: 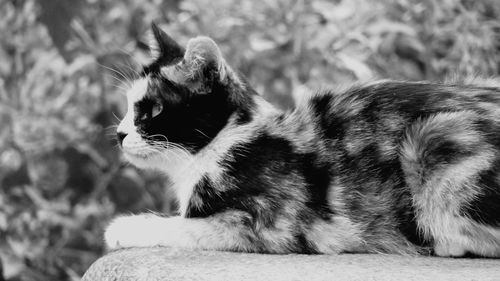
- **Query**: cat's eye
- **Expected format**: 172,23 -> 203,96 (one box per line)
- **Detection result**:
152,103 -> 163,118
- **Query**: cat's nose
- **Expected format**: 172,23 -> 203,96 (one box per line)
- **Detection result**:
117,132 -> 127,146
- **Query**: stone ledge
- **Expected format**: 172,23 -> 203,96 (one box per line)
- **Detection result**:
82,247 -> 500,281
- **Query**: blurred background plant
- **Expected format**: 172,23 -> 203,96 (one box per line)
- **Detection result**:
0,0 -> 499,280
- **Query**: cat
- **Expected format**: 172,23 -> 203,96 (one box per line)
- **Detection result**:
105,23 -> 500,257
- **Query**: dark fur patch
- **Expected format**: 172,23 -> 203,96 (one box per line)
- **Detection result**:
186,133 -> 334,251
461,163 -> 500,226
185,175 -> 222,218
225,133 -> 334,220
134,78 -> 232,151
134,69 -> 255,152
310,95 -> 348,140
301,153 -> 334,220
338,143 -> 427,247
295,232 -> 319,254
188,133 -> 303,217
423,138 -> 477,170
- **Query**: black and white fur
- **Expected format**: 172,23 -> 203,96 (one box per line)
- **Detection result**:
106,23 -> 500,257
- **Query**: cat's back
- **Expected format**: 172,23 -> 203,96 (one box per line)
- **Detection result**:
309,80 -> 500,129
303,80 -> 500,257
305,80 -> 500,155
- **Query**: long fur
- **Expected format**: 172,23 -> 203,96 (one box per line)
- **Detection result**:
106,26 -> 500,257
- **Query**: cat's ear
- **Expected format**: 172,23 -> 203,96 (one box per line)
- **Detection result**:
149,22 -> 185,65
159,35 -> 242,94
183,36 -> 229,84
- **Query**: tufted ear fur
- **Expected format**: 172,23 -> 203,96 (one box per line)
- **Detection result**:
149,22 -> 185,66
182,36 -> 230,84
158,36 -> 243,94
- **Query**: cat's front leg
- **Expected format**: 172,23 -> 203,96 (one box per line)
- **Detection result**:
104,211 -> 254,251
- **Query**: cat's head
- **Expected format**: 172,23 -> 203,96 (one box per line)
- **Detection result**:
116,23 -> 257,170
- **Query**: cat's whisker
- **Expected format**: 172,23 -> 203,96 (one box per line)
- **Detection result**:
104,75 -> 131,92
98,63 -> 134,88
195,129 -> 210,139
145,139 -> 192,162
147,134 -> 169,142
105,124 -> 119,130
117,47 -> 142,70
109,83 -> 130,93
110,62 -> 138,87
150,143 -> 188,156
111,112 -> 122,122
116,61 -> 141,80
98,63 -> 128,79
145,135 -> 193,154
152,142 -> 190,155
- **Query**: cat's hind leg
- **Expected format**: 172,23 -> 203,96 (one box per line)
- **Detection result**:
400,111 -> 500,257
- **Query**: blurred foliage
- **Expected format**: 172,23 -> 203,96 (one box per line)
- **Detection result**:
0,0 -> 499,280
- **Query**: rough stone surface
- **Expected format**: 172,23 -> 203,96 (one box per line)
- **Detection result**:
82,248 -> 500,281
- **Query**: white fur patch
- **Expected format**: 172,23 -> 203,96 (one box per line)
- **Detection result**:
306,217 -> 363,253
127,78 -> 148,103
104,212 -> 253,251
117,78 -> 152,163
117,78 -> 148,137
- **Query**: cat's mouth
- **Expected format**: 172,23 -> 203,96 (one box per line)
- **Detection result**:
122,148 -> 154,160
120,135 -> 156,160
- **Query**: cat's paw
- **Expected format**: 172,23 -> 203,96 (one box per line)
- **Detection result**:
104,214 -> 166,250
434,240 -> 466,257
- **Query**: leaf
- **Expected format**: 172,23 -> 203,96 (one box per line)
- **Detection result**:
38,0 -> 85,62
337,53 -> 373,80
249,35 -> 278,52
